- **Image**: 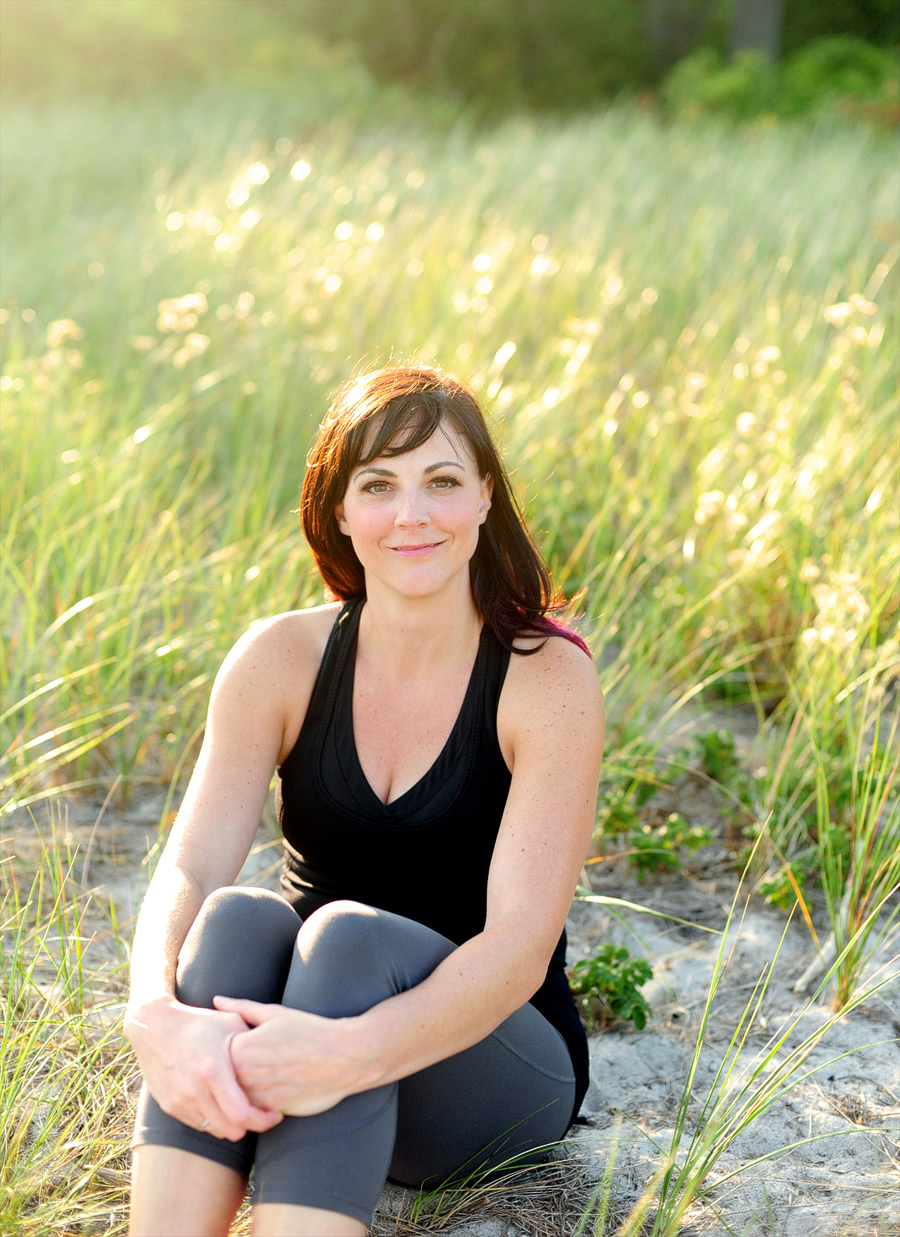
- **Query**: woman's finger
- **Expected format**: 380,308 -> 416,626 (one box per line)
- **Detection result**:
181,1094 -> 245,1143
206,1048 -> 282,1135
192,1111 -> 230,1140
161,1093 -> 236,1143
213,995 -> 275,1025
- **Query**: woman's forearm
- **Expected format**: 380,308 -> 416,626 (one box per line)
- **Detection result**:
125,861 -> 206,1019
345,914 -> 548,1092
125,863 -> 284,1139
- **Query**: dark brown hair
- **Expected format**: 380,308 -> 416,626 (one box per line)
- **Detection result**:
300,365 -> 588,655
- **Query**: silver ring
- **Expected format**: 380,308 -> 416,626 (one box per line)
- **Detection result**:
198,1118 -> 210,1130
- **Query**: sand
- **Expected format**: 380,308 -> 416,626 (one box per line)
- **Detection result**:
5,786 -> 898,1236
367,870 -> 898,1236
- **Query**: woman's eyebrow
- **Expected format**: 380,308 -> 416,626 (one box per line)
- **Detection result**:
354,460 -> 464,478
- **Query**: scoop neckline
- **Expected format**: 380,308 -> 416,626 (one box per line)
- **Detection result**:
343,600 -> 488,815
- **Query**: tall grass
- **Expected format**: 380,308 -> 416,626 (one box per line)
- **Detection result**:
575,884 -> 898,1237
1,87 -> 898,1232
631,857 -> 897,1237
0,821 -> 135,1234
2,97 -> 896,811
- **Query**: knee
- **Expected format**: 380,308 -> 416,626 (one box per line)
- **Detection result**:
191,885 -> 298,945
297,900 -> 384,964
284,901 -> 396,1018
176,886 -> 300,1008
282,903 -> 461,1019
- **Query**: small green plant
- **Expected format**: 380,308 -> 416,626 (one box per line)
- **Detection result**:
694,728 -> 737,783
630,814 -> 712,878
594,757 -> 712,878
594,749 -> 664,833
569,944 -> 653,1032
758,857 -> 812,911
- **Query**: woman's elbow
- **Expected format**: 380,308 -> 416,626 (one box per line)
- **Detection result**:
511,940 -> 556,1006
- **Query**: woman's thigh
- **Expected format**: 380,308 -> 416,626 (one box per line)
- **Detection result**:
272,901 -> 576,1191
391,1000 -> 575,1187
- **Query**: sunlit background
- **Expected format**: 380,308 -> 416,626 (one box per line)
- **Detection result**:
0,4 -> 898,1228
3,0 -> 898,847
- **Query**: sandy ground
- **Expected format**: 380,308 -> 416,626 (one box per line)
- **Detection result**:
370,869 -> 899,1237
5,781 -> 899,1237
562,877 -> 900,1237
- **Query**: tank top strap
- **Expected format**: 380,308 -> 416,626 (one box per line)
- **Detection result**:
302,597 -> 364,730
480,626 -> 512,750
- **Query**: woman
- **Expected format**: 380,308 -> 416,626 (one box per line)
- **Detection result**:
125,366 -> 604,1237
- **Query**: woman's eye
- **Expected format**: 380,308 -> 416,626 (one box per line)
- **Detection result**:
363,481 -> 390,494
431,476 -> 460,489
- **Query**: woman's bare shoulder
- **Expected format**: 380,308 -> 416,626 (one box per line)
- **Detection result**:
223,602 -> 343,670
506,632 -> 602,701
498,632 -> 604,763
215,603 -> 345,764
241,601 -> 343,653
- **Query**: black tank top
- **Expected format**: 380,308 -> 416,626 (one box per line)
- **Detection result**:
276,598 -> 589,1122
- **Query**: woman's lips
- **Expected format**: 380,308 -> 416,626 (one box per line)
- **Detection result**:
389,542 -> 443,557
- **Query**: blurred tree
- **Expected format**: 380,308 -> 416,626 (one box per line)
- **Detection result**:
2,0 -> 896,111
782,0 -> 899,55
264,0 -> 654,113
263,0 -> 898,112
730,0 -> 784,61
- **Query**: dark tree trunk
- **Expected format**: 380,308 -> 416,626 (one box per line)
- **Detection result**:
643,0 -> 721,76
729,0 -> 785,62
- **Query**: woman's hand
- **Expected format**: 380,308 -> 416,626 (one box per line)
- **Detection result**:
214,996 -> 366,1117
124,997 -> 284,1141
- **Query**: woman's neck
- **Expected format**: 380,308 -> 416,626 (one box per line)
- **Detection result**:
357,579 -> 482,680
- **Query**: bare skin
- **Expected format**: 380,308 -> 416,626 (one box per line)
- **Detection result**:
126,427 -> 605,1235
129,1147 -> 245,1237
252,1205 -> 366,1237
130,1147 -> 365,1237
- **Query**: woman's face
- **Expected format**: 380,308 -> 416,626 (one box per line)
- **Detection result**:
335,422 -> 492,602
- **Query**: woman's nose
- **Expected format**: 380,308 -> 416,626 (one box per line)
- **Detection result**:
394,488 -> 428,526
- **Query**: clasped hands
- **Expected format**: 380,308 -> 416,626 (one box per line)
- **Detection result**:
215,996 -> 359,1122
127,996 -> 364,1143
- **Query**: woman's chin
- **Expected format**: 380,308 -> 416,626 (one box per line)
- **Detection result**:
367,565 -> 471,602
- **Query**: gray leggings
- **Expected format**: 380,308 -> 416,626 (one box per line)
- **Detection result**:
133,887 -> 576,1226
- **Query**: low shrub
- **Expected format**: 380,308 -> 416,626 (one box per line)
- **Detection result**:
661,36 -> 900,125
569,943 -> 653,1032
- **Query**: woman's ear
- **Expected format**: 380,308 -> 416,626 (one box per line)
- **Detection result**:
478,475 -> 493,525
335,502 -> 349,535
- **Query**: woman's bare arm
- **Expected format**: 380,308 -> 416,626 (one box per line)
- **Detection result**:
124,612 -> 326,1138
221,635 -> 604,1114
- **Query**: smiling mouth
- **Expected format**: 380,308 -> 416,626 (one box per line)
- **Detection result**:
389,542 -> 444,556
